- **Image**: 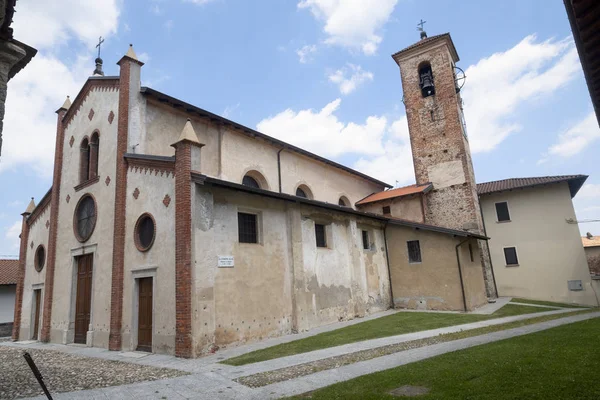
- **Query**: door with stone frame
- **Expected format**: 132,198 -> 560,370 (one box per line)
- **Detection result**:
136,277 -> 153,352
74,254 -> 93,344
32,289 -> 41,340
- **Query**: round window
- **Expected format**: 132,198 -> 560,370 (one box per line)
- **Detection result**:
135,213 -> 156,252
74,194 -> 97,242
34,245 -> 45,272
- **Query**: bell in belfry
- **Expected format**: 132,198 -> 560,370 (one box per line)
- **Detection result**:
420,67 -> 435,97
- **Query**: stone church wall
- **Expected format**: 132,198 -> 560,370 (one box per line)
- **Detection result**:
191,185 -> 391,354
358,195 -> 424,222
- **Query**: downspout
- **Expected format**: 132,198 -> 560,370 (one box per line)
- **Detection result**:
479,197 -> 498,297
277,147 -> 285,193
455,238 -> 469,312
383,222 -> 395,309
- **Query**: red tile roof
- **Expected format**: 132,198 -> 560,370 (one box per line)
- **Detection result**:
477,175 -> 588,198
391,33 -> 459,62
0,259 -> 19,285
356,183 -> 432,205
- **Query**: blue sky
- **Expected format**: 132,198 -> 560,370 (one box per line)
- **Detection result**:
1,0 -> 599,256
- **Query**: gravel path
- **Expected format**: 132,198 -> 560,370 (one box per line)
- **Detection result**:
0,347 -> 188,399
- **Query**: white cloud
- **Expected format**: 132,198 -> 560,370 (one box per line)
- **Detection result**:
542,112 -> 599,161
150,4 -> 163,15
298,0 -> 398,55
462,35 -> 581,153
222,103 -> 240,119
12,0 -> 120,49
165,20 -> 174,31
138,52 -> 151,64
574,183 -> 600,236
578,183 -> 600,199
0,1 -> 121,175
257,99 -> 386,158
3,220 -> 22,254
296,45 -> 317,63
184,0 -> 218,5
328,64 -> 373,95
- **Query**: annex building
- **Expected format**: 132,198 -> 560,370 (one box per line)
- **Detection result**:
11,32 -> 594,358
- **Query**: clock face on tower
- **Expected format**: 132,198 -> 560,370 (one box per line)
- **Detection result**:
74,194 -> 97,242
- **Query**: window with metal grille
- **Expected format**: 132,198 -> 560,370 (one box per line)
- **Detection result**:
495,202 -> 510,222
504,247 -> 519,266
315,224 -> 327,248
242,175 -> 260,189
407,240 -> 421,263
362,230 -> 369,250
382,206 -> 391,215
296,188 -> 307,198
468,243 -> 474,262
238,212 -> 258,243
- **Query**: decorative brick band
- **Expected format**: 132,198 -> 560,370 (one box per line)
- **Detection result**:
11,213 -> 31,340
174,141 -> 193,358
108,62 -> 130,351
40,107 -> 68,342
63,79 -> 119,129
27,188 -> 52,228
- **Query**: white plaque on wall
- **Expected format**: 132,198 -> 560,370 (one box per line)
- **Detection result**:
218,256 -> 234,268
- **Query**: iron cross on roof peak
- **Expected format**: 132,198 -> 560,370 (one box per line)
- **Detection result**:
417,19 -> 428,39
96,36 -> 105,59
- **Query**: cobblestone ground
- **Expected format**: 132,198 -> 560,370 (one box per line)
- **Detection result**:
0,347 -> 188,399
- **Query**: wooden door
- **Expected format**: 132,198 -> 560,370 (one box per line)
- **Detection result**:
74,254 -> 93,344
137,277 -> 153,352
32,289 -> 41,340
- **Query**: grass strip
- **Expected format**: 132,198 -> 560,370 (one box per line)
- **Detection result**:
222,304 -> 550,366
510,297 -> 590,309
236,309 -> 592,388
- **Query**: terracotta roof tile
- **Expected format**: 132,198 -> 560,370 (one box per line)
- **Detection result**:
391,33 -> 459,62
477,175 -> 588,198
356,183 -> 432,205
0,259 -> 19,285
583,235 -> 600,248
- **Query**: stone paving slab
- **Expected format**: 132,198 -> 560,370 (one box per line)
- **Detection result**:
509,301 -> 569,309
469,296 -> 512,314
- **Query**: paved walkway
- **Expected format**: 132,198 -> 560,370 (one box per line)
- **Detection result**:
6,308 -> 596,400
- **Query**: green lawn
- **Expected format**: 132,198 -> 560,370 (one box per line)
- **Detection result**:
293,316 -> 600,400
510,297 -> 590,309
222,304 -> 551,366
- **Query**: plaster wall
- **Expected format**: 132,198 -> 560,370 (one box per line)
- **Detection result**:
50,87 -> 119,346
386,226 -> 487,311
480,182 -> 598,306
358,196 -> 424,222
192,185 -> 390,354
18,205 -> 49,339
121,169 -> 176,354
0,285 -> 15,324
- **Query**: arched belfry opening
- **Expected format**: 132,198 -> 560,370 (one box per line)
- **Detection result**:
418,62 -> 435,97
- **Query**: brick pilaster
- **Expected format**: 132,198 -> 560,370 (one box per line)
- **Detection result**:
11,212 -> 31,340
40,106 -> 68,342
173,141 -> 193,358
108,59 -> 131,351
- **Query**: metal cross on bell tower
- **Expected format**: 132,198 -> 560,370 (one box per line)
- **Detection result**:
417,19 -> 427,39
93,36 -> 105,76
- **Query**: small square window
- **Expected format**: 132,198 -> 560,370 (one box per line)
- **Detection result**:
504,247 -> 519,266
382,206 -> 391,215
407,240 -> 421,263
495,202 -> 510,222
315,224 -> 327,248
238,212 -> 258,243
362,230 -> 370,250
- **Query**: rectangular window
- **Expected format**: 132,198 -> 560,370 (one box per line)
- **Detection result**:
382,206 -> 391,215
315,224 -> 327,248
504,247 -> 519,266
407,240 -> 422,263
495,202 -> 511,222
362,230 -> 370,250
469,243 -> 474,262
238,212 -> 258,243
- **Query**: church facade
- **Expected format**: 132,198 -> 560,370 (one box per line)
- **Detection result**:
12,35 -> 492,357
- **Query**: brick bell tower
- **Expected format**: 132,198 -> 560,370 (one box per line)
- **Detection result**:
392,29 -> 496,298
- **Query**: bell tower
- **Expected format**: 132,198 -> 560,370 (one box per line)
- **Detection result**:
392,31 -> 496,298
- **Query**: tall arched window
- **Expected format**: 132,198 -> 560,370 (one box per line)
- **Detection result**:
79,138 -> 90,183
418,61 -> 435,97
295,184 -> 313,200
242,170 -> 269,190
89,132 -> 99,179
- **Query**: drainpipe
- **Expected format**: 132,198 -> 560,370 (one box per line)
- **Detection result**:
383,222 -> 395,309
277,147 -> 285,193
478,197 -> 498,297
455,238 -> 469,312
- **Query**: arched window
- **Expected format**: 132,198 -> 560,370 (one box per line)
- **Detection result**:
79,138 -> 90,183
89,132 -> 99,179
242,170 -> 269,190
338,196 -> 350,207
418,61 -> 435,97
295,184 -> 313,200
